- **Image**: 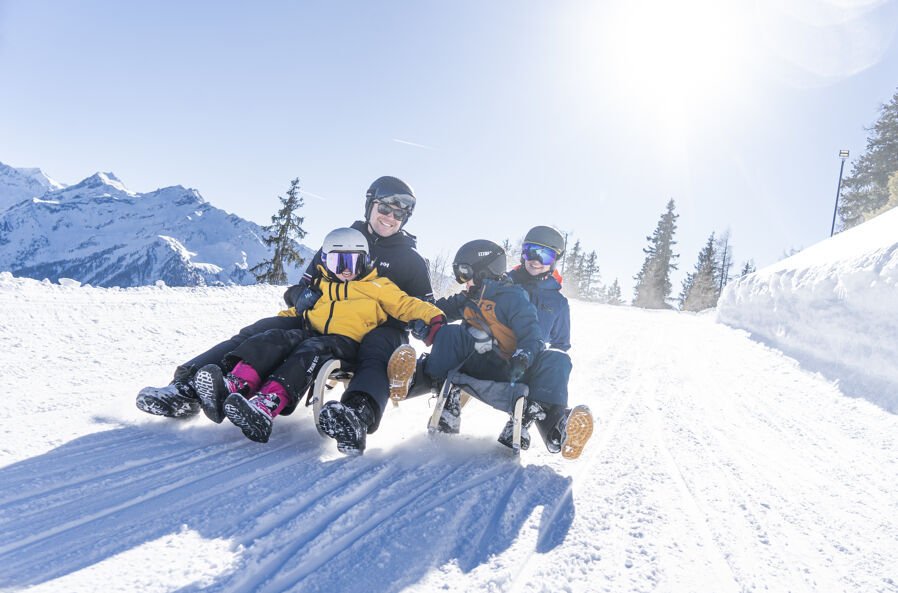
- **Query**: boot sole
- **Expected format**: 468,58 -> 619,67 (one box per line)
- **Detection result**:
387,345 -> 417,403
194,366 -> 226,424
136,390 -> 199,418
561,405 -> 593,460
318,403 -> 364,455
223,394 -> 271,443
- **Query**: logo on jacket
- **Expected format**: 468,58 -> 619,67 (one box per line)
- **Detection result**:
482,303 -> 494,312
379,261 -> 390,268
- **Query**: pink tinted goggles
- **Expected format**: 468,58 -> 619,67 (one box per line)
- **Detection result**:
325,251 -> 365,276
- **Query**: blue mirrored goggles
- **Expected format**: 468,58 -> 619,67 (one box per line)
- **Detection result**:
521,243 -> 558,266
325,251 -> 365,276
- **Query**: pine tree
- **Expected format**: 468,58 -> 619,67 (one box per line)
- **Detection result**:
679,233 -> 719,311
251,178 -> 307,285
563,239 -> 583,298
739,260 -> 756,277
862,170 -> 898,222
633,199 -> 679,309
579,250 -> 603,301
714,230 -> 734,298
837,87 -> 898,230
605,278 -> 623,305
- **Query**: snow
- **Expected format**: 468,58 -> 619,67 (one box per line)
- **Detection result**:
718,206 -> 898,413
1,265 -> 896,592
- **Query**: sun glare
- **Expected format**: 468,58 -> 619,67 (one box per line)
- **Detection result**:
602,0 -> 756,128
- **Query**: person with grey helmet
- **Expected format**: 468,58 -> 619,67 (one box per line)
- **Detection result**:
135,177 -> 435,448
503,225 -> 580,453
388,239 -> 593,459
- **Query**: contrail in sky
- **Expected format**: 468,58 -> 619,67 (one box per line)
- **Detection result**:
301,190 -> 328,201
392,138 -> 436,150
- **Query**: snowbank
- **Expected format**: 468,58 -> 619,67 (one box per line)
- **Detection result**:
717,208 -> 898,413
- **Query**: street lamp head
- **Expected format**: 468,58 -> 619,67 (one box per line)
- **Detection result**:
839,149 -> 850,159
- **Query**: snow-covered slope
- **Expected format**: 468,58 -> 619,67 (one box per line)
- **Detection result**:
717,207 -> 898,412
0,162 -> 313,287
1,272 -> 896,592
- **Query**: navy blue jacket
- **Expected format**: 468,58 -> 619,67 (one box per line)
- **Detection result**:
507,266 -> 571,351
435,277 -> 545,360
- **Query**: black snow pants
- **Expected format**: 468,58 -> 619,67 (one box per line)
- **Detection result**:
222,328 -> 359,416
172,315 -> 305,383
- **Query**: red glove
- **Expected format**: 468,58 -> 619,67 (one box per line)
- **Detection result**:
424,315 -> 446,346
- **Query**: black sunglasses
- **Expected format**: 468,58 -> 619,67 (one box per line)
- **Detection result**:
375,201 -> 410,221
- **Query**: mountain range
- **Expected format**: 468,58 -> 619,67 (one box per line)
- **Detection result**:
0,161 -> 313,287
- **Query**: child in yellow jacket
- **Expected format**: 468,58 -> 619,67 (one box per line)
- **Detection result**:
193,227 -> 444,446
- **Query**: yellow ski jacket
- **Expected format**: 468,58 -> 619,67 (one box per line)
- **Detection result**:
279,267 -> 443,342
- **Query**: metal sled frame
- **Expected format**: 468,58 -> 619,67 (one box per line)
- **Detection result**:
308,358 -> 354,435
427,371 -> 529,455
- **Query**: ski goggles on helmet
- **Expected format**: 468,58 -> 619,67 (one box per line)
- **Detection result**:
453,262 -> 475,284
521,243 -> 558,266
374,201 -> 411,221
325,251 -> 366,276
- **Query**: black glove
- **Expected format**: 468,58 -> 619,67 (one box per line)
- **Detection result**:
291,286 -> 322,313
407,319 -> 428,341
508,350 -> 532,383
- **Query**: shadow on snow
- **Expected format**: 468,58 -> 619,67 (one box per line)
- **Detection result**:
0,418 -> 574,593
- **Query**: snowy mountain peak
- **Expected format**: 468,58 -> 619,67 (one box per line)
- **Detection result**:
0,160 -> 66,210
72,171 -> 136,196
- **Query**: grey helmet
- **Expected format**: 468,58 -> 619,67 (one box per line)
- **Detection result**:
321,227 -> 371,279
364,176 -> 416,227
521,225 -> 565,273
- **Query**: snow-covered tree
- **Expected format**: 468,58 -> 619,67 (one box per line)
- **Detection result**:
563,239 -> 584,298
633,199 -> 679,309
251,178 -> 307,285
679,233 -> 719,311
605,278 -> 623,305
578,250 -> 604,301
739,260 -> 756,277
837,87 -> 898,230
715,230 -> 734,296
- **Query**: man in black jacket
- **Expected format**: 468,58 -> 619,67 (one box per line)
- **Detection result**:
136,176 -> 433,453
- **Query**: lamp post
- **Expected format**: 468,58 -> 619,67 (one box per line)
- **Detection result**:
830,149 -> 849,237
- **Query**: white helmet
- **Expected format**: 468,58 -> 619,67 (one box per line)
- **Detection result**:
321,227 -> 370,279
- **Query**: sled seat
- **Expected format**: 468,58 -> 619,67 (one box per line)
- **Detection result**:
307,358 -> 355,434
427,370 -> 529,455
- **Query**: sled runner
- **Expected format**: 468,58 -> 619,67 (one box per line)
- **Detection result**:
307,359 -> 354,435
428,370 -> 529,455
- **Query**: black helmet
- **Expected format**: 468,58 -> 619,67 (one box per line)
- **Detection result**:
521,225 -> 565,273
364,176 -> 416,226
452,239 -> 506,285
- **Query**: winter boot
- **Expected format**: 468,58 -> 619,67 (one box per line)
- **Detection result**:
542,405 -> 594,459
193,364 -> 252,424
223,387 -> 289,443
387,344 -> 417,403
317,394 -> 376,455
437,386 -> 462,434
497,400 -> 546,450
136,381 -> 200,418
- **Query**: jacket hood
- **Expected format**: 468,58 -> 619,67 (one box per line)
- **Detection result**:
510,265 -> 563,290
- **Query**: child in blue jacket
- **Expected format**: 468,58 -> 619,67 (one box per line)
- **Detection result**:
391,239 -> 592,459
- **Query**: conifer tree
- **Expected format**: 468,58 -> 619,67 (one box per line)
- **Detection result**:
579,250 -> 603,301
251,178 -> 307,285
862,170 -> 898,222
633,199 -> 679,309
739,260 -> 756,277
838,87 -> 898,229
605,278 -> 623,305
563,239 -> 584,298
714,230 -> 734,298
679,233 -> 719,311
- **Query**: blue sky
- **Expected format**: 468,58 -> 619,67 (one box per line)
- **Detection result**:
2,0 -> 897,298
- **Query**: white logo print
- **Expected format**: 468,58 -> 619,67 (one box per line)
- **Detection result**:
478,251 -> 492,257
